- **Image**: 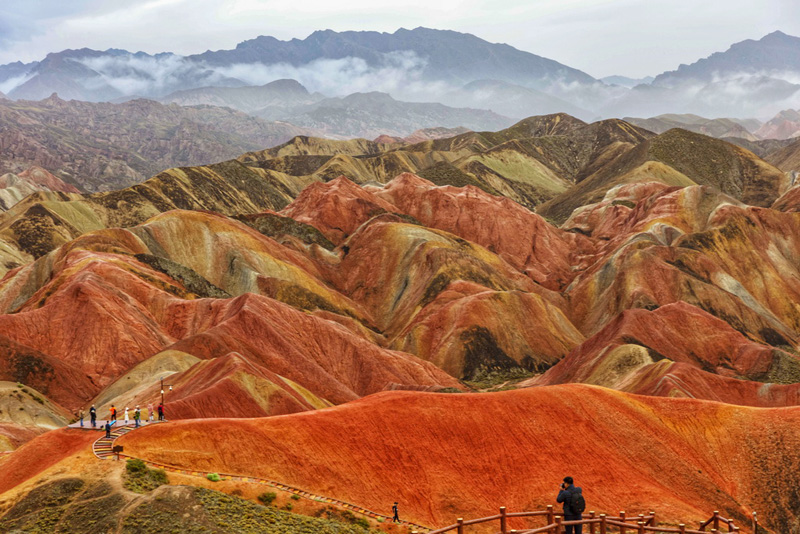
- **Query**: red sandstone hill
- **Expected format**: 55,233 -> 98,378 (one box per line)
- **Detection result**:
529,302 -> 800,406
370,172 -> 595,290
2,170 -> 800,419
118,385 -> 800,533
0,166 -> 79,211
1,120 -> 800,533
0,428 -> 96,495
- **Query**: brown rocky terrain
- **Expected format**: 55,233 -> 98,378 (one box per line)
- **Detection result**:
0,94 -> 312,192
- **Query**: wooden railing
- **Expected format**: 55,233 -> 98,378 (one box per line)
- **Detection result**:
416,506 -> 759,534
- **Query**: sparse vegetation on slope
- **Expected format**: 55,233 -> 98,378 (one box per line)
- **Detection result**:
0,476 -> 384,534
124,459 -> 169,494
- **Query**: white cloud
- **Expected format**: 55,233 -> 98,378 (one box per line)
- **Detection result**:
55,47 -> 464,101
213,51 -> 452,98
77,54 -> 225,96
0,72 -> 34,94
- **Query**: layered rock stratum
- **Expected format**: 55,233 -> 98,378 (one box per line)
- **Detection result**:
0,113 -> 799,533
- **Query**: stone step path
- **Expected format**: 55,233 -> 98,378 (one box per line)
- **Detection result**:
92,422 -> 431,531
92,425 -> 136,459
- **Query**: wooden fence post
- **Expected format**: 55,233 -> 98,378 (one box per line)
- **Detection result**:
500,506 -> 507,534
679,525 -> 686,534
457,518 -> 464,534
713,511 -> 720,531
589,511 -> 596,534
599,514 -> 607,534
637,521 -> 645,534
547,504 -> 555,527
650,511 -> 657,527
752,512 -> 758,534
620,511 -> 627,534
555,515 -> 562,534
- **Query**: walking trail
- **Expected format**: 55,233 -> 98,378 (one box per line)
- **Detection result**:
86,421 -> 431,531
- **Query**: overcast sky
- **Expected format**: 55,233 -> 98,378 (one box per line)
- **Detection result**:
1,0 -> 799,78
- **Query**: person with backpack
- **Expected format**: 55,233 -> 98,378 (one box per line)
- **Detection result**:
134,406 -> 141,428
557,476 -> 585,534
110,405 -> 117,424
392,502 -> 400,523
89,404 -> 97,427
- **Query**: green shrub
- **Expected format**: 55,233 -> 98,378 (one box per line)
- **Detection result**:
283,503 -> 293,511
126,459 -> 147,474
123,460 -> 168,493
354,517 -> 370,529
257,492 -> 276,505
206,473 -> 221,482
290,494 -> 300,501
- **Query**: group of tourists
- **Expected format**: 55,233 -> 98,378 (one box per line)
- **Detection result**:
77,402 -> 165,433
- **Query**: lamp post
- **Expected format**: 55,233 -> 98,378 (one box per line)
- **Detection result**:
160,377 -> 173,421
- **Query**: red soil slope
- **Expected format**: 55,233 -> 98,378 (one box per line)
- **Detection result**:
0,428 -> 96,495
0,423 -> 46,451
373,173 -> 595,290
18,166 -> 80,193
148,352 -> 328,419
628,361 -> 800,406
391,280 -> 583,376
0,335 -> 95,409
531,302 -> 800,406
281,176 -> 399,243
119,386 -> 800,533
540,302 -> 792,382
0,239 -> 459,412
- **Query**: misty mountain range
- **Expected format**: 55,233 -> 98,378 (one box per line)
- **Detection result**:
3,27 -> 800,120
160,79 -> 514,138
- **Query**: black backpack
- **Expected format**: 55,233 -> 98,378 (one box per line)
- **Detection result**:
570,492 -> 586,515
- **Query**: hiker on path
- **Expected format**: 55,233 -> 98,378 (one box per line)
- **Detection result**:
79,409 -> 85,427
124,407 -> 129,425
110,405 -> 117,423
134,406 -> 141,428
105,421 -> 112,438
148,403 -> 154,422
89,405 -> 97,427
158,403 -> 164,421
557,476 -> 585,534
392,502 -> 400,523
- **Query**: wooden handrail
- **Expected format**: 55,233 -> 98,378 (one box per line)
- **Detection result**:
605,519 -> 707,534
506,511 -> 553,518
425,508 -> 751,534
